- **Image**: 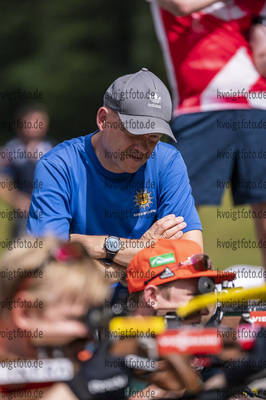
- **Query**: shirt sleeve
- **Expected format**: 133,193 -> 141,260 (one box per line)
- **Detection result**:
157,151 -> 202,232
27,158 -> 72,240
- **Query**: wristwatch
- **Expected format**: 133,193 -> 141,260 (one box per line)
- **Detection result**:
104,236 -> 122,265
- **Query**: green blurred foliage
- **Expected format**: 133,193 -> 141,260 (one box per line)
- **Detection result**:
0,0 -> 166,142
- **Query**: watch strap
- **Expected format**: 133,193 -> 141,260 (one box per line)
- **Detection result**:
105,250 -> 115,265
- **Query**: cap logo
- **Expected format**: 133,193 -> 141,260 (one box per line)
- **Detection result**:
148,93 -> 161,109
159,267 -> 175,280
149,253 -> 176,268
149,93 -> 161,104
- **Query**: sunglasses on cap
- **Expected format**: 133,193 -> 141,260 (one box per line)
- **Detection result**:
13,242 -> 90,298
144,254 -> 213,286
37,242 -> 89,272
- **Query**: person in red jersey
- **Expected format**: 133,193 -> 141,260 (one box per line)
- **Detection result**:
150,0 -> 266,269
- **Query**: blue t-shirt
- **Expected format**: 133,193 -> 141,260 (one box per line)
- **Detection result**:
27,132 -> 201,239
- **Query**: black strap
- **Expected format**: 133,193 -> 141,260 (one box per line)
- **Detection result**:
253,16 -> 266,26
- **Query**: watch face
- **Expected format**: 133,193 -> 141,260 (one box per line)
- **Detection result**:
105,236 -> 121,252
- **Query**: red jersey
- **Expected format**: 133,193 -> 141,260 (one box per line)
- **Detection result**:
150,0 -> 266,115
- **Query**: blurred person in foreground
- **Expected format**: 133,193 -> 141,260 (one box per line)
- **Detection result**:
149,0 -> 266,268
0,237 -> 109,399
0,103 -> 53,237
27,68 -> 202,273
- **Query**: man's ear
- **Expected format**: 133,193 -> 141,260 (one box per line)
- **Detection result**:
11,291 -> 42,331
144,285 -> 159,309
96,107 -> 109,132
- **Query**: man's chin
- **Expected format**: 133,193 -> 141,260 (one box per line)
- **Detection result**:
122,157 -> 148,172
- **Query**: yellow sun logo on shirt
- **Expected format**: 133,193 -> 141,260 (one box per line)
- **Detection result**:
134,189 -> 154,211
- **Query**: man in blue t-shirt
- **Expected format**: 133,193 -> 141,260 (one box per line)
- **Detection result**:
27,68 -> 202,272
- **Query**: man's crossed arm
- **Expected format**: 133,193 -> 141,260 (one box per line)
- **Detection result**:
71,214 -> 203,268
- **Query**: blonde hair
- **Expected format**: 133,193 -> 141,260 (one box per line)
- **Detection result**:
0,237 -> 109,318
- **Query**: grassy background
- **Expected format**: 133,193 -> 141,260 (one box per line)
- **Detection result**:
0,200 -> 13,255
0,189 -> 262,269
198,189 -> 261,270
